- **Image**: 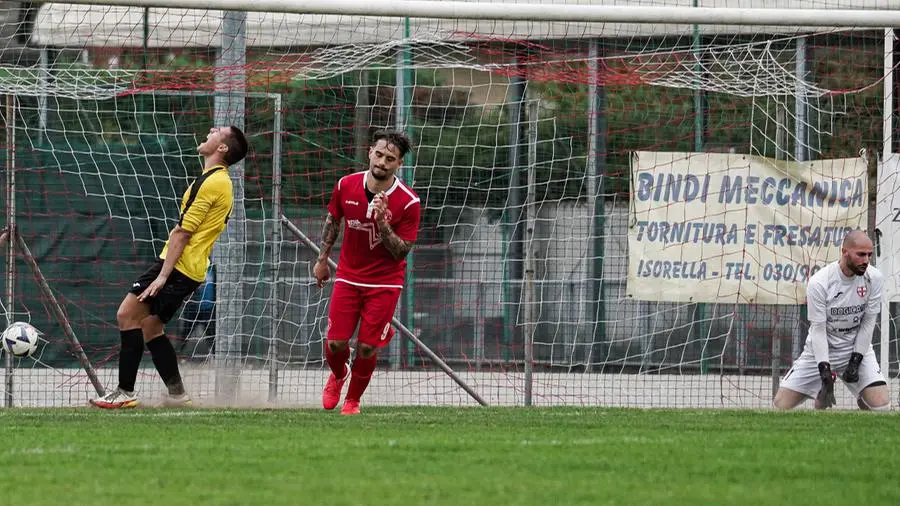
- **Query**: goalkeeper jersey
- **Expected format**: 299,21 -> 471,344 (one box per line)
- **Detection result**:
804,261 -> 883,357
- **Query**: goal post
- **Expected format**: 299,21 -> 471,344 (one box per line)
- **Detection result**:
2,0 -> 897,408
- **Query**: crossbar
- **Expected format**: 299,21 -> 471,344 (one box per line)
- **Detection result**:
50,0 -> 900,28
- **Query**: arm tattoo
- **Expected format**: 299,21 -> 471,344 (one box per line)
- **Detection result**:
377,221 -> 414,260
318,213 -> 340,262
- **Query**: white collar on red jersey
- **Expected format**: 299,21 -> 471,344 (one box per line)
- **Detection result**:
364,171 -> 401,196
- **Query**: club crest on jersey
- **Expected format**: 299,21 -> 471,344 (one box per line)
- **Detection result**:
857,285 -> 867,297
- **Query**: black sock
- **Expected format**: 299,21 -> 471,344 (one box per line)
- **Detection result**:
146,334 -> 184,395
118,328 -> 144,393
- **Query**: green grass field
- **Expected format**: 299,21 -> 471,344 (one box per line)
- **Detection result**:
1,407 -> 897,506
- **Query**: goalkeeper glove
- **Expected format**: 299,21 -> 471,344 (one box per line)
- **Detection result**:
842,352 -> 864,383
816,362 -> 836,410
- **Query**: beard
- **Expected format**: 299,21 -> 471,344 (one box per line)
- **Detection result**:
844,256 -> 867,275
370,167 -> 390,180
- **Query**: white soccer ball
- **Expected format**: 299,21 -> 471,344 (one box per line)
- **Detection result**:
1,322 -> 40,358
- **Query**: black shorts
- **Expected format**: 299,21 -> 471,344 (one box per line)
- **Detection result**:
128,260 -> 202,324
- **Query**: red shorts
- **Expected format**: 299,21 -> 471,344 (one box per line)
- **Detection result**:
326,281 -> 401,348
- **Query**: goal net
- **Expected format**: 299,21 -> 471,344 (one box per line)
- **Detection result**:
0,1 -> 896,408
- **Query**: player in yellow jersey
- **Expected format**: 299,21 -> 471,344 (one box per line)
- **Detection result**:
91,126 -> 248,409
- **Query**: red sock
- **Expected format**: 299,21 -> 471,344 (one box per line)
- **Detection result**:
324,341 -> 350,379
346,353 -> 377,401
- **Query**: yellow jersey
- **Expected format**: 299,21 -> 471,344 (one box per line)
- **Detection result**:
160,165 -> 233,282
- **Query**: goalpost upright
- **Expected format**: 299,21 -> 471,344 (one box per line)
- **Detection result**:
880,28 -> 894,380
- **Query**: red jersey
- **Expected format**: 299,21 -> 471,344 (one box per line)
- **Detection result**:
327,171 -> 421,288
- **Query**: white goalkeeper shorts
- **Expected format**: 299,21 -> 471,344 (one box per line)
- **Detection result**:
779,347 -> 885,399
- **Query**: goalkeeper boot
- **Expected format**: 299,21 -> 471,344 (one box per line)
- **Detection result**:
90,388 -> 139,409
322,364 -> 351,410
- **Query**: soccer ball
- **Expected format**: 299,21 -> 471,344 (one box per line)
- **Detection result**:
1,322 -> 40,358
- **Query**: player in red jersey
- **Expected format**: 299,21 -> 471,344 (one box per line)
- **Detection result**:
314,129 -> 420,415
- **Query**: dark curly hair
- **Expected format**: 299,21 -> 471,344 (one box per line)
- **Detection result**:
372,129 -> 412,158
